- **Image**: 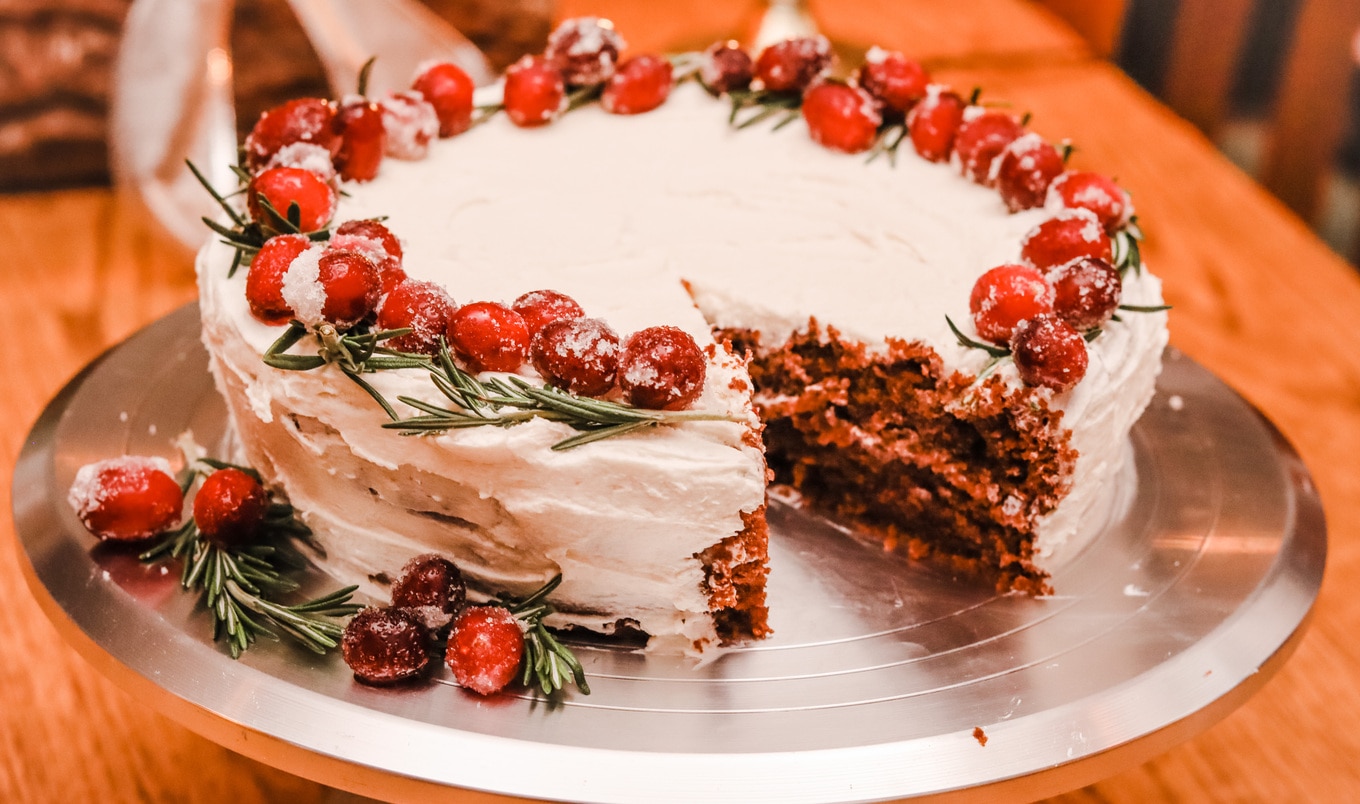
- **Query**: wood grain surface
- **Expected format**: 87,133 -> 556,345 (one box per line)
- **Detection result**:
4,2 -> 1360,802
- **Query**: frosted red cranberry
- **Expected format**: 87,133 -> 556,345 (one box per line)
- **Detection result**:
996,134 -> 1065,212
314,249 -> 381,329
1047,171 -> 1132,233
411,60 -> 475,137
802,82 -> 882,154
699,41 -> 753,95
262,142 -> 338,183
1020,210 -> 1114,271
546,16 -> 625,87
854,47 -> 929,118
243,98 -> 340,172
1048,256 -> 1122,331
333,97 -> 386,182
391,554 -> 467,632
619,326 -> 707,410
969,263 -> 1055,345
448,301 -> 531,373
342,607 -> 431,685
954,109 -> 1023,186
532,317 -> 621,397
1010,313 -> 1089,391
503,55 -> 567,127
68,457 -> 182,542
193,467 -> 269,548
335,218 -> 403,262
246,233 -> 310,325
754,36 -> 832,93
376,279 -> 457,355
906,85 -> 965,162
512,289 -> 585,337
380,90 -> 440,159
246,166 -> 336,232
446,605 -> 524,696
602,55 -> 674,115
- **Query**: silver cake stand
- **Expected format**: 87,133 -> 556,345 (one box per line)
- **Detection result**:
13,304 -> 1325,803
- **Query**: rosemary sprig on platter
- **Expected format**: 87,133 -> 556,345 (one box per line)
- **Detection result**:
499,575 -> 591,696
263,321 -> 431,420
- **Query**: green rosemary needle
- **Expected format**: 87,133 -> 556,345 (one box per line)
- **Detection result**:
499,575 -> 590,696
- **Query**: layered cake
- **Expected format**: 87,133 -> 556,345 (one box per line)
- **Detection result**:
197,26 -> 1167,652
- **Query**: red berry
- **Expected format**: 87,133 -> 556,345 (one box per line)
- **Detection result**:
448,301 -> 531,373
261,142 -> 337,183
754,36 -> 833,93
602,55 -> 674,115
512,289 -> 585,337
954,109 -> 1023,186
1020,210 -> 1114,271
193,467 -> 269,547
379,263 -> 409,301
246,233 -> 310,325
380,90 -> 440,159
854,47 -> 929,117
619,326 -> 707,410
1047,171 -> 1132,233
342,607 -> 431,685
906,85 -> 965,163
545,16 -> 625,87
335,219 -> 403,262
969,263 -> 1055,345
531,317 -> 621,397
246,166 -> 336,232
802,82 -> 882,154
391,554 -> 467,632
376,279 -> 457,355
333,97 -> 387,182
411,61 -> 475,137
1010,313 -> 1089,391
243,98 -> 340,172
699,41 -> 753,95
996,134 -> 1066,212
446,605 -> 524,696
1047,256 -> 1122,331
503,55 -> 567,127
315,249 -> 382,329
68,457 -> 183,542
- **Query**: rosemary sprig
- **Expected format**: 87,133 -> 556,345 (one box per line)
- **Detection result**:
1113,215 -> 1145,276
189,160 -> 331,277
263,321 -> 432,420
866,123 -> 908,166
384,339 -> 741,450
727,88 -> 803,130
498,575 -> 590,696
947,314 -> 1011,358
138,459 -> 361,658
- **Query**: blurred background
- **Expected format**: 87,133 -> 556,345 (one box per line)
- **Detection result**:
4,0 -> 1360,262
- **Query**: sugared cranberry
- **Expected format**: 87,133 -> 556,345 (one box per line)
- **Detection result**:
342,607 -> 432,685
333,96 -> 387,182
448,301 -> 531,373
699,41 -> 753,95
243,98 -> 340,172
193,467 -> 269,548
906,85 -> 966,163
954,109 -> 1024,186
263,142 -> 337,183
1046,171 -> 1132,233
996,134 -> 1066,212
532,317 -> 621,397
802,82 -> 882,154
619,326 -> 707,410
68,457 -> 182,542
246,166 -> 336,232
545,16 -> 625,87
380,90 -> 440,159
446,605 -> 524,696
391,554 -> 467,632
602,55 -> 674,115
1047,256 -> 1122,331
754,36 -> 832,93
969,263 -> 1055,345
376,279 -> 457,355
512,289 -> 585,337
854,47 -> 929,118
335,219 -> 403,262
1020,210 -> 1114,271
246,233 -> 310,325
1010,313 -> 1089,391
411,61 -> 475,137
503,55 -> 567,127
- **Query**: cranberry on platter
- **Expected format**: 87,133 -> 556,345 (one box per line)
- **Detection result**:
503,55 -> 568,128
754,35 -> 833,93
1010,313 -> 1089,391
68,457 -> 183,542
618,325 -> 707,411
969,263 -> 1056,346
803,82 -> 882,155
601,55 -> 674,115
446,605 -> 525,696
448,301 -> 532,373
531,317 -> 622,397
699,41 -> 753,96
342,607 -> 432,685
193,467 -> 269,548
391,553 -> 468,632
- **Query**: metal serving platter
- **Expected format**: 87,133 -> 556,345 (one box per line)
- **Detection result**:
14,304 -> 1325,803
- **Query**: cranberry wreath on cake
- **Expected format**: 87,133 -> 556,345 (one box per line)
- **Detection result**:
193,19 -> 1168,654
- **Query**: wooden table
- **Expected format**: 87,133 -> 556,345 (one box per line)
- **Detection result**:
4,2 -> 1359,801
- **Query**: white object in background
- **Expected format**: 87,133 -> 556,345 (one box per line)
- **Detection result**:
751,0 -> 818,49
